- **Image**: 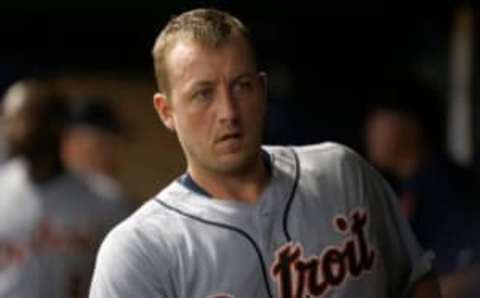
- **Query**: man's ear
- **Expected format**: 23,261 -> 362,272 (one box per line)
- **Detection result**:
153,93 -> 176,132
258,72 -> 268,98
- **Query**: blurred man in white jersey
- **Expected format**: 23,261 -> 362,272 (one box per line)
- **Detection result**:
0,79 -> 109,298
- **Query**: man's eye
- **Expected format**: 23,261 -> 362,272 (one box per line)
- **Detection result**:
233,80 -> 253,94
193,89 -> 213,101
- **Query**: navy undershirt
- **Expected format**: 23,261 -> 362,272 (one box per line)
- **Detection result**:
178,150 -> 272,198
178,173 -> 212,197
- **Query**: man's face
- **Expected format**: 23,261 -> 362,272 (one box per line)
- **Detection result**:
2,94 -> 37,157
63,127 -> 119,176
155,34 -> 266,176
364,109 -> 415,169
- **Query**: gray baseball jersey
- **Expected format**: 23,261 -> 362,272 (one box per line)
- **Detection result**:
90,143 -> 433,298
0,158 -> 110,298
82,172 -> 132,228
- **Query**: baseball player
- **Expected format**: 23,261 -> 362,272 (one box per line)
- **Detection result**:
0,80 -> 111,298
63,97 -> 133,228
89,9 -> 441,297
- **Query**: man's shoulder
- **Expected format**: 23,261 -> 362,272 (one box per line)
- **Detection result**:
108,198 -> 171,237
264,142 -> 361,169
101,184 -> 187,249
0,158 -> 28,185
0,159 -> 39,203
92,198 -> 176,293
97,200 -> 170,264
294,142 -> 354,156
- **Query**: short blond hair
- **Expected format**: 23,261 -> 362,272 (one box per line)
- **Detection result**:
151,8 -> 254,94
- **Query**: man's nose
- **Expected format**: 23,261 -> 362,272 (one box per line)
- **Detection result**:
217,88 -> 239,122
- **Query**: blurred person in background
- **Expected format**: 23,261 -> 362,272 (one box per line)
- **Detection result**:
62,97 -> 133,227
0,119 -> 8,164
0,79 -> 110,298
364,75 -> 479,298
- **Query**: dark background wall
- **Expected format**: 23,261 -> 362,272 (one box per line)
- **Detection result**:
0,7 -> 453,145
0,1 -> 475,199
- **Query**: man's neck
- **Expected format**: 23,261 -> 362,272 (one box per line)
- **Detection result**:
393,146 -> 426,180
188,154 -> 271,204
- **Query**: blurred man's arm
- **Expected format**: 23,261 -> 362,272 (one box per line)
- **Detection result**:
411,273 -> 442,298
439,266 -> 480,298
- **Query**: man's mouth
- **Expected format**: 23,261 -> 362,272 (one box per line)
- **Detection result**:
220,133 -> 242,142
217,132 -> 243,143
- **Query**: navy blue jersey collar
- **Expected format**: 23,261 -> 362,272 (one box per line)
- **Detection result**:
178,173 -> 212,198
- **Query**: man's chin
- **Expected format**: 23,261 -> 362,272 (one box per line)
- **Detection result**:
215,138 -> 243,154
214,151 -> 258,175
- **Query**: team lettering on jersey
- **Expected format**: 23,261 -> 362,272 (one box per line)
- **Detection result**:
0,219 -> 98,269
271,209 -> 376,298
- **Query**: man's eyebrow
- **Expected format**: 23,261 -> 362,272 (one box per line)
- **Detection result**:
232,72 -> 256,82
189,80 -> 215,91
189,73 -> 256,89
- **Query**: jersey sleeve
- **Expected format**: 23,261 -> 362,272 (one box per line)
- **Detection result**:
352,150 -> 435,298
89,223 -> 171,298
